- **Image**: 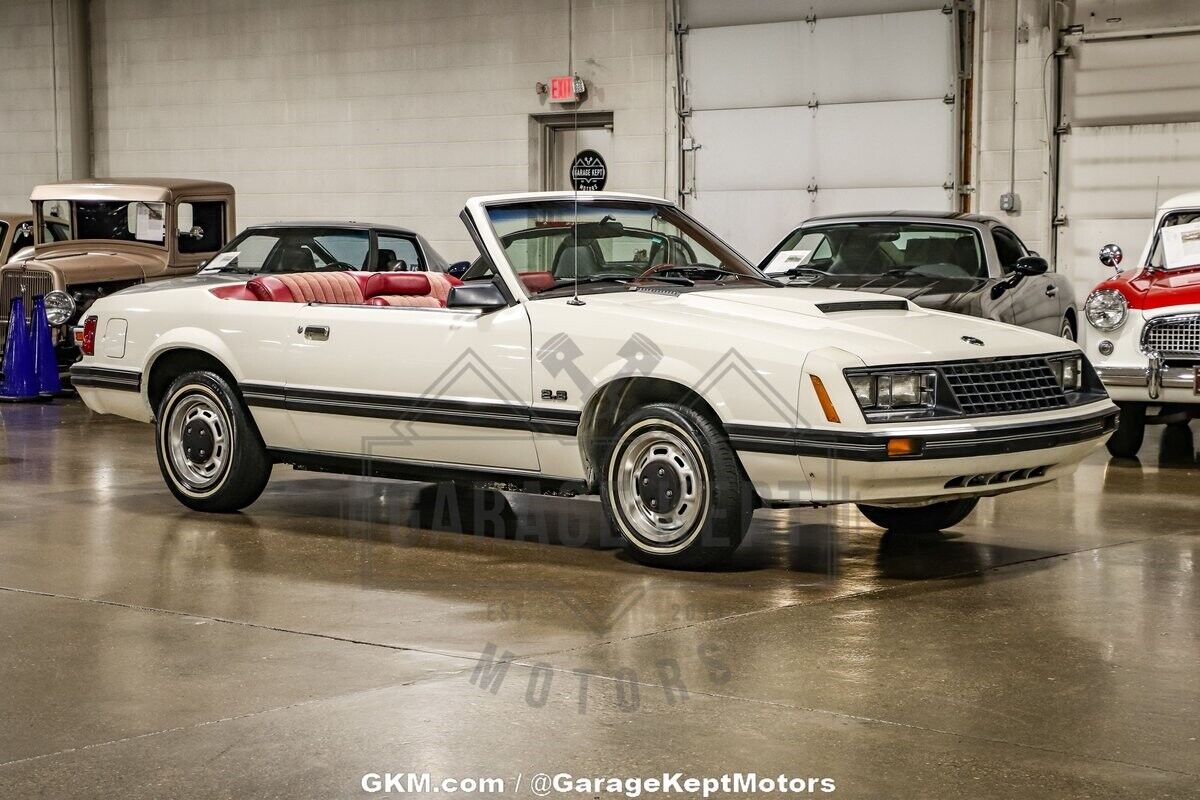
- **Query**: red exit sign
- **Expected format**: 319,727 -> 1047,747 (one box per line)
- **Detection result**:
550,75 -> 581,103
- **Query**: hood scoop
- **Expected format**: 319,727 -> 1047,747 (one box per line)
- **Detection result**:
815,299 -> 909,313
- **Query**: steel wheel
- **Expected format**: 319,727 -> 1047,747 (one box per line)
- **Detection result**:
162,385 -> 233,496
614,423 -> 709,548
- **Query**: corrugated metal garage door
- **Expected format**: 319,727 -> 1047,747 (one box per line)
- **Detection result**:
680,0 -> 957,259
1055,31 -> 1200,319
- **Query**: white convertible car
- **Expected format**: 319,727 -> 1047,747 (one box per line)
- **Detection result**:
71,192 -> 1117,568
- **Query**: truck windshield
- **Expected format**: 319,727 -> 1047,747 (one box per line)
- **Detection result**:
40,199 -> 168,246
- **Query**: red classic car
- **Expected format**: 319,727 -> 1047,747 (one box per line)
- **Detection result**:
1085,191 -> 1200,456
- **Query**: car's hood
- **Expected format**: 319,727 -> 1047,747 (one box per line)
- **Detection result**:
584,287 -> 1070,365
7,248 -> 161,283
778,273 -> 987,313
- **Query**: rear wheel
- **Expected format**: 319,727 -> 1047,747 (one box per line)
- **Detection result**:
600,403 -> 752,569
155,370 -> 271,512
856,497 -> 979,534
1106,403 -> 1146,458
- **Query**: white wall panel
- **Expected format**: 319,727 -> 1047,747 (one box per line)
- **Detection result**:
685,0 -> 943,28
687,11 -> 952,111
682,3 -> 955,257
1065,34 -> 1200,126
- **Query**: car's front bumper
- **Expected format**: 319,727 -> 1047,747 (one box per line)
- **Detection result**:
735,403 -> 1117,506
1096,361 -> 1200,403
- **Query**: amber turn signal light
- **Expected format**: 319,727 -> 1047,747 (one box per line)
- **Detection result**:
809,375 -> 841,423
886,437 -> 923,458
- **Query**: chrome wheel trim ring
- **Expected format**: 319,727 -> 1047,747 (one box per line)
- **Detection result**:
160,384 -> 233,498
607,419 -> 710,554
1062,318 -> 1076,341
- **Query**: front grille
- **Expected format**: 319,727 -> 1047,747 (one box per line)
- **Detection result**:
0,271 -> 55,332
1142,313 -> 1200,357
941,357 -> 1068,415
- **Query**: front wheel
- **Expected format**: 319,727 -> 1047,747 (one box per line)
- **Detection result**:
600,403 -> 753,569
856,497 -> 979,534
155,370 -> 271,512
1061,315 -> 1076,341
1106,403 -> 1147,458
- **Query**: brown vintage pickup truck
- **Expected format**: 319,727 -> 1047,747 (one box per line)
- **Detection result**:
0,178 -> 235,370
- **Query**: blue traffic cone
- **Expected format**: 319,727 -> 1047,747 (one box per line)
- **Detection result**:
31,296 -> 61,396
0,296 -> 39,401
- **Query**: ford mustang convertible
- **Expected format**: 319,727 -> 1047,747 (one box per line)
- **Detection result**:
71,192 -> 1117,569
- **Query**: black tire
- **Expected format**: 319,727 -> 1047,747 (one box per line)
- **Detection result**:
856,497 -> 979,533
600,403 -> 752,569
1061,315 -> 1076,341
1106,403 -> 1146,458
155,370 -> 271,512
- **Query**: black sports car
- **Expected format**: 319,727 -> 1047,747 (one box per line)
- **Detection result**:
760,212 -> 1078,340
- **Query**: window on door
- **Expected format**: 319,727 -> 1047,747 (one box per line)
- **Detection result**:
992,227 -> 1027,272
376,234 -> 423,271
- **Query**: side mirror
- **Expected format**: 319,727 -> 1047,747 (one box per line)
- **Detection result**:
446,282 -> 508,312
1014,255 -> 1049,276
1099,243 -> 1123,269
447,261 -> 470,279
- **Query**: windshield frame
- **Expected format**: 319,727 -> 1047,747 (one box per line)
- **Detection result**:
476,196 -> 769,301
1146,209 -> 1200,270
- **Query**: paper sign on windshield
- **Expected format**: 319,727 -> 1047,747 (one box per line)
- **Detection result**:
764,249 -> 812,274
199,252 -> 239,274
135,203 -> 165,242
1161,220 -> 1200,269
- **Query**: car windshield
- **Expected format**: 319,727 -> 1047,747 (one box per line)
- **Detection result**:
39,200 -> 171,246
1148,210 -> 1200,269
205,227 -> 371,273
471,200 -> 768,297
763,222 -> 986,279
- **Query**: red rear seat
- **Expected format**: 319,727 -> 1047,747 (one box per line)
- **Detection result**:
243,271 -> 462,307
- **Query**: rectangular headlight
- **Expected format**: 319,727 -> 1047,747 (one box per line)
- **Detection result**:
1049,355 -> 1083,392
844,370 -> 937,418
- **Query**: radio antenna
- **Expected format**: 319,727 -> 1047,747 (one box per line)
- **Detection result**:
567,0 -> 585,306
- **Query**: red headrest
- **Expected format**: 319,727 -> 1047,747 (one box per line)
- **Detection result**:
363,272 -> 432,299
520,271 -> 556,293
246,275 -> 295,302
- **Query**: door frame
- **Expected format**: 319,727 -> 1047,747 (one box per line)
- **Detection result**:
528,111 -> 614,191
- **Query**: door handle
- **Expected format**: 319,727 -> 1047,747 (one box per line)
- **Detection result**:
300,325 -> 330,341
1044,286 -> 1057,297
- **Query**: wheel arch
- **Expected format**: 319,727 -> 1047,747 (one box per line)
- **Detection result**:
576,375 -> 740,491
145,346 -> 240,415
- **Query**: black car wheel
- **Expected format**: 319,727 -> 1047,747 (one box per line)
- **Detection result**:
856,498 -> 980,534
1106,403 -> 1147,458
1061,316 -> 1076,341
600,403 -> 752,569
155,370 -> 271,512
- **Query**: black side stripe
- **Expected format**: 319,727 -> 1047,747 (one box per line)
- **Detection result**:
241,383 -> 582,435
728,406 -> 1117,462
69,366 -> 142,392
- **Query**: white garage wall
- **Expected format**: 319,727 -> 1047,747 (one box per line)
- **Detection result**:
0,1 -> 67,211
88,0 -> 674,260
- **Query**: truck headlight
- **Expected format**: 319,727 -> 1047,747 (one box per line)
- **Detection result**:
43,290 -> 76,326
1049,354 -> 1083,392
1084,289 -> 1127,331
844,369 -> 937,419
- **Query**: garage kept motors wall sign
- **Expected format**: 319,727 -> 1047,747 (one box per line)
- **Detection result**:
570,150 -> 607,191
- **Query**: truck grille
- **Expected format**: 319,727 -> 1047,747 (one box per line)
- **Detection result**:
1141,313 -> 1200,358
941,357 -> 1068,415
0,271 -> 55,334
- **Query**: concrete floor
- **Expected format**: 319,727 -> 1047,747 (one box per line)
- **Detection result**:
0,399 -> 1197,799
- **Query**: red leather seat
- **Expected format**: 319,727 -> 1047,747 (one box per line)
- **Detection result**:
243,270 -> 459,307
246,272 -> 366,304
520,271 -> 555,293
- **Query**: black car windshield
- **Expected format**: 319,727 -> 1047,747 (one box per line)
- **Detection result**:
471,200 -> 769,297
206,227 -> 371,273
763,222 -> 986,280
